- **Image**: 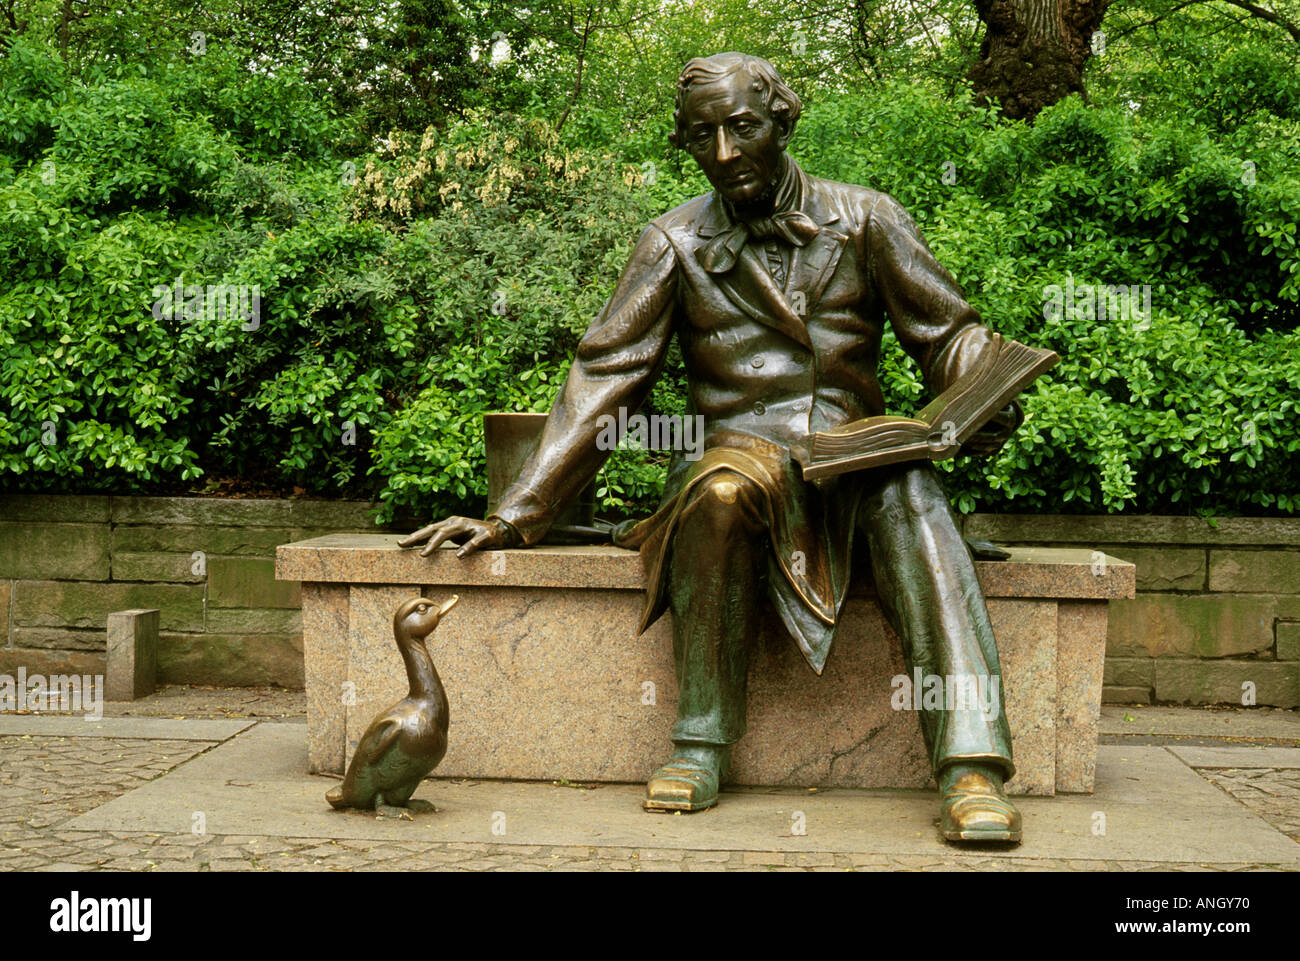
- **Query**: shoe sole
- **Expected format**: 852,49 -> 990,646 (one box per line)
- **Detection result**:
643,797 -> 718,813
941,828 -> 1021,843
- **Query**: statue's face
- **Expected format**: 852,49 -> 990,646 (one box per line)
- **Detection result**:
681,72 -> 788,206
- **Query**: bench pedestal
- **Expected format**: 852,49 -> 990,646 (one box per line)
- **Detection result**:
277,536 -> 1133,796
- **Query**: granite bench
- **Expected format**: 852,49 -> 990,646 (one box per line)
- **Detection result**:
276,535 -> 1134,796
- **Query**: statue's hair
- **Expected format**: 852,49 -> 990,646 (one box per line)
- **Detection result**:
669,52 -> 802,150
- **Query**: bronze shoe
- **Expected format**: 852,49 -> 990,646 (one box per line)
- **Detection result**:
643,746 -> 727,812
939,768 -> 1022,843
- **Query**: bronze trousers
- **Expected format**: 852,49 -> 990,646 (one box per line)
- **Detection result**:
665,461 -> 1015,779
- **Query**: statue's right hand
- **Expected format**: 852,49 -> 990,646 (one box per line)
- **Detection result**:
398,516 -> 517,559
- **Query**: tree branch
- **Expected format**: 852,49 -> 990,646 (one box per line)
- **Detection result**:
1110,0 -> 1300,43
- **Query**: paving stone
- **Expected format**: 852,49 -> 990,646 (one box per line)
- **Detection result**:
637,848 -> 683,861
147,860 -> 202,872
207,858 -> 258,872
0,856 -> 45,869
687,851 -> 734,863
2,699 -> 1297,874
1199,768 -> 1300,842
795,852 -> 837,867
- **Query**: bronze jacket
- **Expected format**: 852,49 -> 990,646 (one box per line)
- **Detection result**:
490,158 -> 1001,671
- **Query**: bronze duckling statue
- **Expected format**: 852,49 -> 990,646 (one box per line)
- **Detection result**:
327,595 -> 458,819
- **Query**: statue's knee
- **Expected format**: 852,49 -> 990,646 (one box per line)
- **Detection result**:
689,470 -> 764,531
700,470 -> 759,505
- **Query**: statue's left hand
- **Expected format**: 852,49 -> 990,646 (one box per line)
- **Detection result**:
398,516 -> 520,559
962,401 -> 1023,459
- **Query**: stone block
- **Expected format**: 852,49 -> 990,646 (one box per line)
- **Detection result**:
965,514 -> 1300,547
1055,600 -> 1107,792
106,609 -> 158,700
1153,660 -> 1299,708
997,600 -> 1059,796
207,556 -> 300,609
1107,594 -> 1278,659
0,495 -> 110,523
1116,547 -> 1206,591
0,647 -> 106,678
338,585 -> 1064,795
112,552 -> 206,583
204,607 -> 301,635
1208,550 -> 1300,594
996,545 -> 1204,592
1102,686 -> 1152,704
284,501 -> 384,529
0,522 -> 110,580
0,579 -> 9,645
1103,656 -> 1153,687
110,496 -> 379,529
302,584 -> 348,774
292,527 -> 392,544
11,580 -> 204,633
278,535 -> 1135,598
113,524 -> 300,558
156,633 -> 304,687
11,626 -> 105,652
286,538 -> 1129,795
1278,622 -> 1300,661
111,497 -> 287,527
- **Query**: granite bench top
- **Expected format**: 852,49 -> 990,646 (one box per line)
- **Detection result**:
277,534 -> 1134,600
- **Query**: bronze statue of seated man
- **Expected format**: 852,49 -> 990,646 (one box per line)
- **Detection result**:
402,52 -> 1024,843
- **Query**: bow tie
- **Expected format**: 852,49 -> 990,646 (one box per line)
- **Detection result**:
699,209 -> 821,274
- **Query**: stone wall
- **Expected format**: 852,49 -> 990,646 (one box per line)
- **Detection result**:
965,515 -> 1300,707
2,496 -> 1297,706
0,494 -> 399,687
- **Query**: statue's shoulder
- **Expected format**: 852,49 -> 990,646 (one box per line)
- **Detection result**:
649,193 -> 712,236
803,174 -> 896,232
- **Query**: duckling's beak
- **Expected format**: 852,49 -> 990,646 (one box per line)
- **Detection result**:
437,595 -> 459,618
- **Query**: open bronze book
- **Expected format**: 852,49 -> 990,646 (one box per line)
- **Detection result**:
798,334 -> 1060,481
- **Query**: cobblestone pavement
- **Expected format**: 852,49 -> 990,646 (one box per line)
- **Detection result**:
1199,769 -> 1300,843
1,730 -> 1296,872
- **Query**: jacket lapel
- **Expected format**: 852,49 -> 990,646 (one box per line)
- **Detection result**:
694,170 -> 847,346
786,222 -> 847,314
714,245 -> 814,349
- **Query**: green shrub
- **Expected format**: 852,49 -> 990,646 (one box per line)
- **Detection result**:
2,40 -> 1297,523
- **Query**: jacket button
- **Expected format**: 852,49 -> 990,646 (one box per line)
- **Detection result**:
753,402 -> 766,416
751,356 -> 764,368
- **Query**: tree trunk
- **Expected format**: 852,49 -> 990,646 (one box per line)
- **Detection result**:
968,0 -> 1110,121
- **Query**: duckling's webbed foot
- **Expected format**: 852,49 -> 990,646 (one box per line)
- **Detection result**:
405,798 -> 437,813
375,803 -> 414,821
